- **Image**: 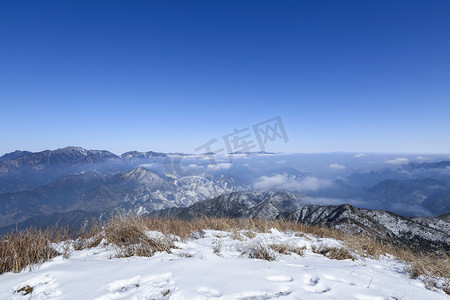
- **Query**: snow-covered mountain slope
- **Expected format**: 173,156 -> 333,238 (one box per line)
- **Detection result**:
285,204 -> 450,252
152,190 -> 307,220
153,191 -> 450,252
0,229 -> 447,299
0,167 -> 248,228
77,167 -> 246,214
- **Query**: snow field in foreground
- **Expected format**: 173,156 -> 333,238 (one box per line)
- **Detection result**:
0,229 -> 447,300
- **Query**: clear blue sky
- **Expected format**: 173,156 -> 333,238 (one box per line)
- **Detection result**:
1,0 -> 449,155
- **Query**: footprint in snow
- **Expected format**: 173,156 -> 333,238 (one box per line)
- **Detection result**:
95,273 -> 175,300
303,275 -> 330,294
304,275 -> 319,286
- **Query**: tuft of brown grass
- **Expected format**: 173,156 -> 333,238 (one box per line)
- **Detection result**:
15,285 -> 33,295
245,239 -> 277,261
0,228 -> 66,274
73,224 -> 104,251
269,243 -> 306,256
73,235 -> 104,251
312,245 -> 355,260
104,215 -> 175,258
395,249 -> 450,294
244,231 -> 256,239
231,229 -> 244,241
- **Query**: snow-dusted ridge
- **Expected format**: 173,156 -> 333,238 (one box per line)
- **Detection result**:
152,191 -> 450,253
1,229 -> 448,299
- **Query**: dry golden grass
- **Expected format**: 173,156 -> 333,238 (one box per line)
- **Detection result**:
311,245 -> 355,260
0,228 -> 66,274
231,229 -> 244,241
395,249 -> 450,294
245,239 -> 277,261
269,243 -> 306,256
103,215 -> 175,258
1,216 -> 448,294
122,217 -> 449,290
15,285 -> 33,295
73,224 -> 104,251
244,231 -> 257,239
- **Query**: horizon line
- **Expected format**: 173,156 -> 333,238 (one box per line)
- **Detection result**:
1,146 -> 450,157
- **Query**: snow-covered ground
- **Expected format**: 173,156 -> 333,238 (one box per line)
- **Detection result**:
0,229 -> 447,300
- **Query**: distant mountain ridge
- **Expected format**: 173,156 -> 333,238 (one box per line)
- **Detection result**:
0,147 -> 170,166
121,151 -> 167,160
1,146 -> 118,167
0,147 -> 167,193
0,150 -> 33,162
407,160 -> 450,170
366,178 -> 450,215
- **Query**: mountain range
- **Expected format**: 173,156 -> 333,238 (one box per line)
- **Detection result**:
0,146 -> 166,193
0,146 -> 449,253
0,165 -> 245,227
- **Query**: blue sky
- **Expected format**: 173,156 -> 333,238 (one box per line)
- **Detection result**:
1,0 -> 449,155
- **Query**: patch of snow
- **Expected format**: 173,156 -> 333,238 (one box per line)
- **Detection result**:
0,230 -> 447,299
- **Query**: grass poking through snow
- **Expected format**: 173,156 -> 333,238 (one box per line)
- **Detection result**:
0,216 -> 448,294
0,228 -> 66,274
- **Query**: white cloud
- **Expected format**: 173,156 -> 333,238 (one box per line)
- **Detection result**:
254,174 -> 332,192
196,154 -> 217,160
256,152 -> 277,156
225,153 -> 249,158
207,163 -> 232,170
355,154 -> 366,158
138,163 -> 162,170
415,156 -> 431,162
329,163 -> 346,170
139,163 -> 157,168
275,160 -> 286,165
388,203 -> 433,217
385,158 -> 410,165
188,164 -> 205,169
